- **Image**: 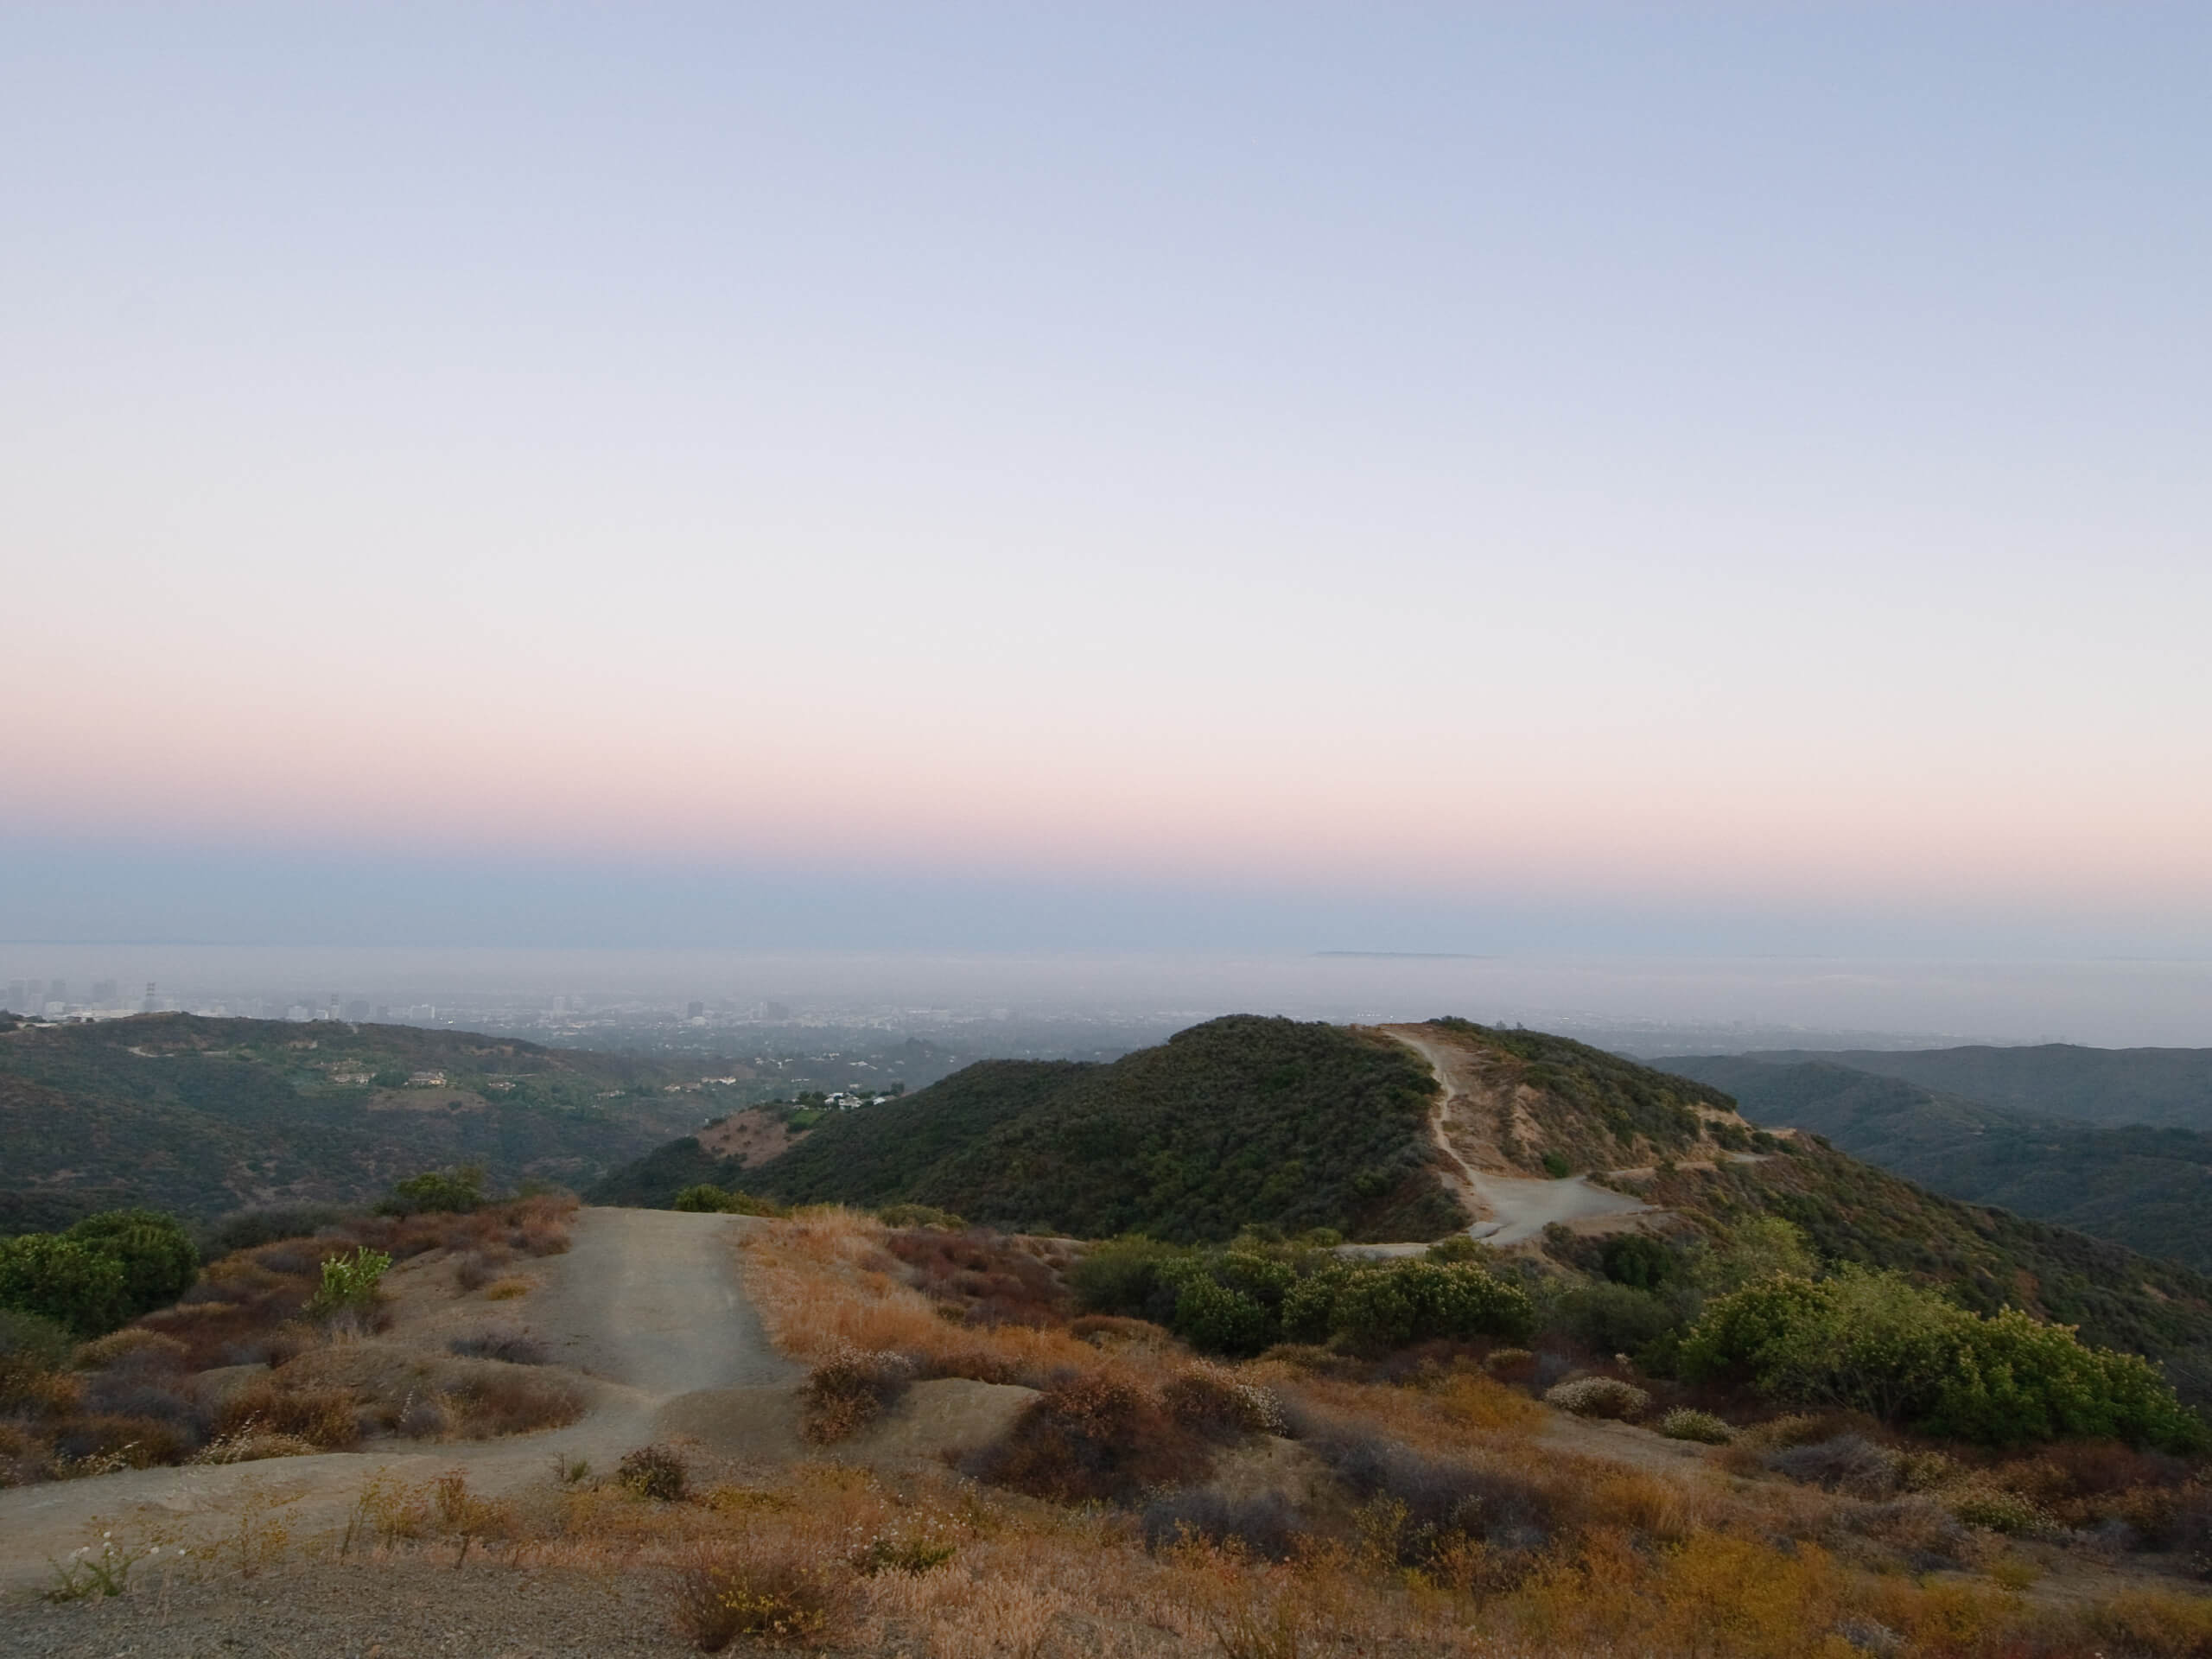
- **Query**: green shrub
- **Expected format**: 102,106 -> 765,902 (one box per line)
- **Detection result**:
1544,1376 -> 1650,1419
1600,1234 -> 1677,1291
378,1166 -> 486,1217
1548,1282 -> 1682,1358
672,1185 -> 795,1219
722,1192 -> 791,1218
0,1208 -> 200,1335
65,1210 -> 198,1317
1948,1484 -> 2048,1536
1424,1234 -> 1489,1263
0,1305 -> 75,1371
0,1305 -> 77,1407
1077,1236 -> 1530,1358
1657,1408 -> 1732,1444
0,1234 -> 130,1334
1681,1268 -> 2209,1452
207,1204 -> 349,1253
308,1246 -> 391,1318
1315,1259 -> 1535,1352
1069,1236 -> 1193,1320
1170,1276 -> 1276,1357
1541,1152 -> 1573,1179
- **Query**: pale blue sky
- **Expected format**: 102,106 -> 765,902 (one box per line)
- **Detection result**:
4,5 -> 2207,954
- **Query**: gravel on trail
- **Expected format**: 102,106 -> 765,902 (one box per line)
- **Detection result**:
1383,1027 -> 1656,1244
0,1209 -> 798,1599
2,1560 -> 690,1658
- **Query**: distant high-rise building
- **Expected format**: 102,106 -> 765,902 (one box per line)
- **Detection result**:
143,982 -> 157,1013
49,981 -> 67,1004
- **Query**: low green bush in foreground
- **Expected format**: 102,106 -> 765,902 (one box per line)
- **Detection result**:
308,1246 -> 392,1319
0,1208 -> 200,1335
1681,1265 -> 2206,1452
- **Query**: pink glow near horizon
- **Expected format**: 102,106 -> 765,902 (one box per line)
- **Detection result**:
6,9 -> 2209,944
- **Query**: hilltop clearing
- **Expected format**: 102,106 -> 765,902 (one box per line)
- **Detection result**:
1382,1020 -> 1760,1243
1389,1020 -> 1758,1177
596,1016 -> 1468,1243
0,1015 -> 720,1225
1734,1041 -> 2212,1129
1669,1054 -> 2212,1274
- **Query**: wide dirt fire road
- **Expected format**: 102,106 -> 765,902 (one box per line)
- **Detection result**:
0,1209 -> 792,1592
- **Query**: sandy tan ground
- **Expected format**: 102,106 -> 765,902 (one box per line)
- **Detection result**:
0,1209 -> 795,1598
1381,1026 -> 1657,1245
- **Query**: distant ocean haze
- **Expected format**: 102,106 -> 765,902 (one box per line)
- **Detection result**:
2,947 -> 2209,1049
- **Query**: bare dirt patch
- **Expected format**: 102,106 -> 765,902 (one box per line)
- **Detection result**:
696,1107 -> 805,1166
365,1087 -> 486,1114
1379,1027 -> 1656,1244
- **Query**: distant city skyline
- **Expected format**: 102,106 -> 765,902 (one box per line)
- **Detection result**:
6,944 -> 2210,1050
4,8 -> 2206,966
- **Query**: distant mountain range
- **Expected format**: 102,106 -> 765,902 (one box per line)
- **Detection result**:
1664,1048 -> 2212,1274
0,1013 -> 719,1228
598,1014 -> 2212,1397
1709,1043 -> 2212,1129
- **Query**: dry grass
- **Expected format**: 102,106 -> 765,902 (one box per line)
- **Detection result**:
57,1205 -> 2202,1657
879,1226 -> 1075,1328
0,1197 -> 584,1485
738,1208 -> 1124,1389
971,1370 -> 1217,1504
717,1208 -> 2212,1655
669,1536 -> 850,1649
799,1345 -> 918,1444
67,1437 -> 2196,1659
212,1381 -> 360,1449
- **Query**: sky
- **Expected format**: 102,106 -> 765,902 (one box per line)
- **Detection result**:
4,5 -> 2208,957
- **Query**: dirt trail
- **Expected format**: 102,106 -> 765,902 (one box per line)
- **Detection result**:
1382,1026 -> 1655,1245
0,1209 -> 793,1592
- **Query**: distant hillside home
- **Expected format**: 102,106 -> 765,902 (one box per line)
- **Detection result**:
408,1069 -> 448,1087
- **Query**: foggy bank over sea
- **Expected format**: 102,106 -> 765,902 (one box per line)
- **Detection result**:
3,947 -> 2209,1053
